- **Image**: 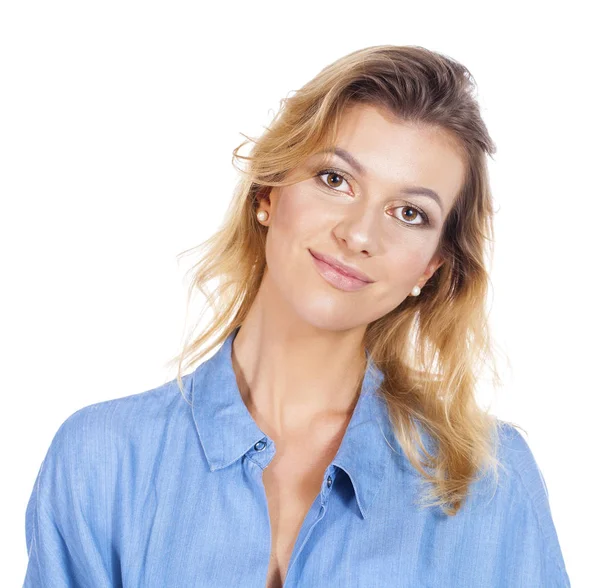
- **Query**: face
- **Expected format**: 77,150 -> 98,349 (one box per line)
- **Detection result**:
257,102 -> 466,332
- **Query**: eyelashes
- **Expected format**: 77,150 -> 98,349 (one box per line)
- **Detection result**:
317,168 -> 353,193
315,168 -> 431,228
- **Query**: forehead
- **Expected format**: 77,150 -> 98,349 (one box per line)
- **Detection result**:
327,103 -> 466,211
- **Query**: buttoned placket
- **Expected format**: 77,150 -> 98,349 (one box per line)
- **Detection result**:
245,436 -> 340,588
281,464 -> 338,587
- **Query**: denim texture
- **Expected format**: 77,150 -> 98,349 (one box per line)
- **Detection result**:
24,326 -> 570,586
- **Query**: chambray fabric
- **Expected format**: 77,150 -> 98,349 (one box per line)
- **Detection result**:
23,326 -> 570,587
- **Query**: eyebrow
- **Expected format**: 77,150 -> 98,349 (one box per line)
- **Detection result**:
318,147 -> 444,212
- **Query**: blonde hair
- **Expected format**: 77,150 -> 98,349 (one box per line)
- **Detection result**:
167,44 -> 519,516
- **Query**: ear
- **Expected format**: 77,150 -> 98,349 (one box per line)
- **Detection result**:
258,186 -> 277,211
418,254 -> 444,286
429,255 -> 444,275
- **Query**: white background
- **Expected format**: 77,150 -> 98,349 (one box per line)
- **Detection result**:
2,1 -> 597,585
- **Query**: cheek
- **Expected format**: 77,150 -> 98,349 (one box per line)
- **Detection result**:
263,185 -> 323,284
385,249 -> 431,285
271,183 -> 328,239
368,246 -> 437,311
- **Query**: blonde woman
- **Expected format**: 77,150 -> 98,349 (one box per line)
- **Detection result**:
23,45 -> 570,587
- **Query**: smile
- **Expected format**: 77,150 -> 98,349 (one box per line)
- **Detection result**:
309,250 -> 372,292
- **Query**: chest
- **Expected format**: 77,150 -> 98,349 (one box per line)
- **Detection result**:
119,433 -> 520,588
261,435 -> 344,588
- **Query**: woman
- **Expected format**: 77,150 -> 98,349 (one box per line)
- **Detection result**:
23,45 -> 570,587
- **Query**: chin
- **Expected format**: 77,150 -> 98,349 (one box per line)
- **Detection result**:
289,291 -> 369,333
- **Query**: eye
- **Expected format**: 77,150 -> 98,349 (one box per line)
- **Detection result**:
316,168 -> 352,193
390,205 -> 430,227
316,168 -> 431,229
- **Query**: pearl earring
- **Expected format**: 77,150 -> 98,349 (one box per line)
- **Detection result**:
257,210 -> 268,222
411,285 -> 421,296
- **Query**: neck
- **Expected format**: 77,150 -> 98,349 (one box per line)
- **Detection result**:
230,283 -> 368,438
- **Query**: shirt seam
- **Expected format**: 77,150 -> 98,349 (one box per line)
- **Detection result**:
508,444 -> 567,582
245,453 -> 268,470
30,455 -> 46,587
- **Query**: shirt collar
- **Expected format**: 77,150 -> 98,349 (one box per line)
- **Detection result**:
191,326 -> 396,519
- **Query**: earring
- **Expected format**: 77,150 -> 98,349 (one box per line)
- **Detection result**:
257,210 -> 268,222
411,285 -> 421,296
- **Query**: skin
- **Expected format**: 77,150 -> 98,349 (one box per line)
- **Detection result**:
233,102 -> 466,434
232,102 -> 467,588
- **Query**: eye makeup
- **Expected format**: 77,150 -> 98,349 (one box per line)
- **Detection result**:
314,167 -> 432,229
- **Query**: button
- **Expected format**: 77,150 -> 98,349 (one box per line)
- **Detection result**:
254,439 -> 267,451
326,475 -> 332,488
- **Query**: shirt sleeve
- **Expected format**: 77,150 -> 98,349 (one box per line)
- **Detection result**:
499,423 -> 571,587
23,408 -> 118,588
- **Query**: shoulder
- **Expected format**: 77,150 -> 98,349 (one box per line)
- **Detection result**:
491,420 -> 569,583
49,373 -> 193,452
27,372 -> 195,528
495,420 -> 551,503
32,372 -> 195,501
24,375 -> 194,584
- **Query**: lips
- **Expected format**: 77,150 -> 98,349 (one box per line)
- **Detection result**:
308,249 -> 374,283
310,251 -> 372,292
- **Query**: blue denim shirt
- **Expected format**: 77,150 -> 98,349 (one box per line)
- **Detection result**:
24,326 -> 570,587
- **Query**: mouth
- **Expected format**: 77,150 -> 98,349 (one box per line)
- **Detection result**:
309,249 -> 373,292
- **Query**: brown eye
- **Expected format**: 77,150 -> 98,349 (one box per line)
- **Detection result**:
402,207 -> 419,223
325,172 -> 344,188
316,169 -> 351,193
391,205 -> 430,227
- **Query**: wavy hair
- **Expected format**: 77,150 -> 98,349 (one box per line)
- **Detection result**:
167,44 -> 517,516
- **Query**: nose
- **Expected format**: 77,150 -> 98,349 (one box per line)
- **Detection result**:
333,203 -> 380,256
